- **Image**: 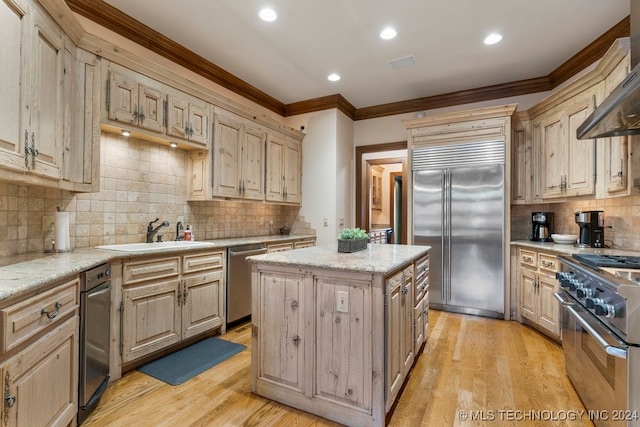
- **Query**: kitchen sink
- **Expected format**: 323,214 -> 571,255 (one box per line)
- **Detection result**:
614,270 -> 640,284
95,241 -> 214,252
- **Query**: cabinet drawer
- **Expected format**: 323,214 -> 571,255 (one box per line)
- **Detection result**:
123,256 -> 180,285
1,278 -> 79,352
183,251 -> 224,274
538,253 -> 558,273
403,265 -> 414,280
267,242 -> 294,253
387,270 -> 403,289
293,239 -> 315,249
415,255 -> 429,282
519,249 -> 537,268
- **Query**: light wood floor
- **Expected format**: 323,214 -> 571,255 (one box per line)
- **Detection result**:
84,311 -> 593,426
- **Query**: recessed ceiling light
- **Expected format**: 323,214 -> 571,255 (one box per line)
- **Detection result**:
327,73 -> 341,82
259,7 -> 277,22
484,33 -> 502,45
380,27 -> 397,40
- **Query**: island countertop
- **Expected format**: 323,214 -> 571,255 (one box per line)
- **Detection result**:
248,243 -> 430,275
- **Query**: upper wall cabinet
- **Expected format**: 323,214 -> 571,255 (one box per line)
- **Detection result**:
265,132 -> 302,204
102,62 -> 211,150
0,0 -> 97,192
187,107 -> 303,205
532,87 -> 596,200
511,115 -> 531,205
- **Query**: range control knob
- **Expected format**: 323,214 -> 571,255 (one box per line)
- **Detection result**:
568,279 -> 582,291
586,298 -> 604,309
576,287 -> 594,298
594,303 -> 616,318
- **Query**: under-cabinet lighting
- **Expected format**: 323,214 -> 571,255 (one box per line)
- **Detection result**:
121,130 -> 131,137
170,142 -> 177,148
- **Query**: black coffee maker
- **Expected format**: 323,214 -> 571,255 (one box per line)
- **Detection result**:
575,211 -> 604,248
531,212 -> 553,242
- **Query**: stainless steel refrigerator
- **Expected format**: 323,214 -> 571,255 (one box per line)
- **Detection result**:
412,140 -> 505,318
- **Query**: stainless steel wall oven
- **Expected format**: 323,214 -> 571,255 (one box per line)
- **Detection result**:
556,255 -> 640,427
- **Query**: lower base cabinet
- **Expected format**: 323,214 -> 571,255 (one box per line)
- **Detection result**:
2,316 -> 78,427
121,251 -> 225,364
252,252 -> 428,426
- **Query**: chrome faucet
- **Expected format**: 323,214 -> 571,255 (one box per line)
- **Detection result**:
146,218 -> 170,243
175,221 -> 184,241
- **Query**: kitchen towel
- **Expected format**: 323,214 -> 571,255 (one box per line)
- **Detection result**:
54,211 -> 70,251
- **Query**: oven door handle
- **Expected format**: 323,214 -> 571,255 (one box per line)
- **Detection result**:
565,304 -> 628,360
553,291 -> 574,306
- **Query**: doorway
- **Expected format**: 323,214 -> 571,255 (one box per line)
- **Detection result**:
355,141 -> 407,244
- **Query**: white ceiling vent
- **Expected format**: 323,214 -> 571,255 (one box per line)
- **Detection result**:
389,55 -> 418,69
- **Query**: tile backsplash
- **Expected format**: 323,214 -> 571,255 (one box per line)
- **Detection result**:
511,195 -> 640,251
0,132 -> 309,257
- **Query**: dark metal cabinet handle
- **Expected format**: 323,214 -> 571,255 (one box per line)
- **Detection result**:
183,287 -> 188,305
291,300 -> 299,309
40,302 -> 62,319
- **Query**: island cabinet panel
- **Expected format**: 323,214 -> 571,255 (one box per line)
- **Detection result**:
252,246 -> 429,426
257,271 -> 306,391
315,277 -> 372,411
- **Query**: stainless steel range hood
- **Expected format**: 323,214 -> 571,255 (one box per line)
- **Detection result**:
577,1 -> 638,140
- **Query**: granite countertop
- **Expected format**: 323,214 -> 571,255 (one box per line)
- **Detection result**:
0,234 -> 315,304
248,243 -> 430,275
511,240 -> 640,257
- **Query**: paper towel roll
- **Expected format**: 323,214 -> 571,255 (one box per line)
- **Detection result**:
54,211 -> 70,251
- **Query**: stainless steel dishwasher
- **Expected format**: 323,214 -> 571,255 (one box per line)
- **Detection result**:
227,244 -> 267,326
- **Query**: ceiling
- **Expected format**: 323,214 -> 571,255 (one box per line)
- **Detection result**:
74,0 -> 629,118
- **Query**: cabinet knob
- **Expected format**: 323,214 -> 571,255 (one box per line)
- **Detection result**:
291,300 -> 299,309
4,394 -> 15,408
292,335 -> 301,346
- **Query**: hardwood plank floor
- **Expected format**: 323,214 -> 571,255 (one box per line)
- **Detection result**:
84,311 -> 592,426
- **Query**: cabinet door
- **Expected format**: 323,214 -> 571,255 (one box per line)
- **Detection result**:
265,133 -> 285,201
138,84 -> 164,133
241,124 -> 265,200
166,94 -> 189,139
536,111 -> 564,199
284,139 -> 302,203
519,267 -> 537,322
315,277 -> 372,411
0,0 -> 28,172
182,270 -> 224,339
213,113 -> 242,198
2,316 -> 78,427
538,273 -> 560,337
256,271 -> 305,391
188,150 -> 209,200
188,99 -> 209,146
122,278 -> 181,363
564,94 -> 595,197
28,6 -> 64,179
108,71 -> 138,124
511,122 -> 529,203
385,272 -> 403,408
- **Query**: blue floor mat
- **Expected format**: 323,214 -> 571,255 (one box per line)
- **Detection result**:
137,337 -> 246,386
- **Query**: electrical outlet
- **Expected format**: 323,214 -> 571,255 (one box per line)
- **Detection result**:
337,291 -> 348,313
323,218 -> 328,227
339,217 -> 345,227
42,216 -> 54,232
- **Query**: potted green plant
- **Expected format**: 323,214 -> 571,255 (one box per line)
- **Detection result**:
337,227 -> 369,253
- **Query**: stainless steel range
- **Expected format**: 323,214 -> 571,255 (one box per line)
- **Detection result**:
556,254 -> 640,427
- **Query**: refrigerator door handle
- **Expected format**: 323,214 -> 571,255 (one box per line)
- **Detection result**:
444,169 -> 451,303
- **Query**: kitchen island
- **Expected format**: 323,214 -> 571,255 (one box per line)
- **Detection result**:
249,243 -> 430,426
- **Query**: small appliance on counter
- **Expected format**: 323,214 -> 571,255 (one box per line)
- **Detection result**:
530,212 -> 553,242
575,210 -> 604,248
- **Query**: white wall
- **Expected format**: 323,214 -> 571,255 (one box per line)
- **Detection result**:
336,111 -> 354,233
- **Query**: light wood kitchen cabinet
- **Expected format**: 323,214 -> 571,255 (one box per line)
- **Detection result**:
121,251 -> 225,364
511,114 -> 531,204
212,108 -> 265,201
0,276 -> 80,427
166,93 -> 209,147
532,87 -> 596,200
0,0 -> 64,182
413,255 -> 429,351
518,248 -> 560,339
265,132 -> 302,204
252,247 -> 428,426
107,71 -> 165,134
371,165 -> 383,210
386,266 -> 414,410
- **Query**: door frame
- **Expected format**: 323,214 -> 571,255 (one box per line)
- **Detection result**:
355,141 -> 407,243
389,171 -> 403,244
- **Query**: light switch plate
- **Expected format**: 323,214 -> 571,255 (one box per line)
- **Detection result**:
337,291 -> 348,313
